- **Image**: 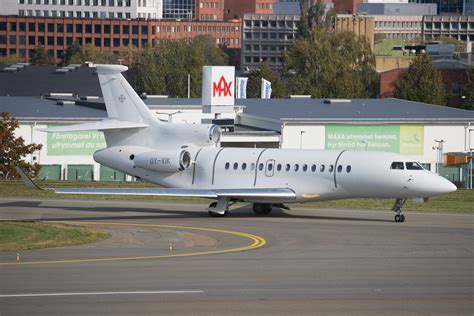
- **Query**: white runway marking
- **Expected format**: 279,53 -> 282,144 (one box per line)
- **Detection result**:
0,290 -> 204,298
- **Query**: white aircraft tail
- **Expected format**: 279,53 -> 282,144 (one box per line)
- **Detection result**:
96,64 -> 156,124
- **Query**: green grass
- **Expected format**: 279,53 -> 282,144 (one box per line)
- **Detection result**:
0,180 -> 473,213
0,221 -> 109,251
375,38 -> 409,56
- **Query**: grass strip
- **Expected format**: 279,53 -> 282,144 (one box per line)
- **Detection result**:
0,221 -> 109,251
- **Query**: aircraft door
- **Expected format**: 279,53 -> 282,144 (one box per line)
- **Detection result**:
265,159 -> 275,177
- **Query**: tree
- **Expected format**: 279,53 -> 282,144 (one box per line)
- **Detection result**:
463,65 -> 474,110
68,44 -> 117,64
127,36 -> 228,98
29,45 -> 54,65
62,40 -> 82,65
0,112 -> 42,179
394,54 -> 445,106
284,28 -> 377,98
298,0 -> 330,37
246,61 -> 287,98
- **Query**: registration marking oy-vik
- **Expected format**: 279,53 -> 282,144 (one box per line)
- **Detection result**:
0,221 -> 266,266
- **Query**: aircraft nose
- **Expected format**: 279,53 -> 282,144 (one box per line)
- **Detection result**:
431,175 -> 457,195
440,177 -> 457,194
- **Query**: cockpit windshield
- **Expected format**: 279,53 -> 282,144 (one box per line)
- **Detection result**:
406,162 -> 424,170
390,162 -> 404,170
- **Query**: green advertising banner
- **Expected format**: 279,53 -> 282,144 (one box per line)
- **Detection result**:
325,125 -> 424,155
47,126 -> 106,156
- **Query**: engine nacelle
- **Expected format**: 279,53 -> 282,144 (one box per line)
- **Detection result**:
134,149 -> 192,173
167,124 -> 221,147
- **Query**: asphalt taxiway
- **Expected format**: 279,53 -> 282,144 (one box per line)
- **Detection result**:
0,198 -> 472,315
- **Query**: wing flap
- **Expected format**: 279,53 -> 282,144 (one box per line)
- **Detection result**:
37,119 -> 149,133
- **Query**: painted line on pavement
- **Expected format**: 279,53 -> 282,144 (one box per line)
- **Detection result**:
0,290 -> 204,298
0,221 -> 266,266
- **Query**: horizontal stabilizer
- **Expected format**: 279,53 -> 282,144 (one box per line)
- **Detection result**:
37,119 -> 149,133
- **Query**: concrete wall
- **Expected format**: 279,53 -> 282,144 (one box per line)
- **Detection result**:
0,0 -> 18,15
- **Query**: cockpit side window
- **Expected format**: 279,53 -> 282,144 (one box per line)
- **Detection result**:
390,162 -> 404,170
406,162 -> 424,170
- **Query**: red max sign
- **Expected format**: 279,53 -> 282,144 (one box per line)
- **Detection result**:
213,75 -> 233,97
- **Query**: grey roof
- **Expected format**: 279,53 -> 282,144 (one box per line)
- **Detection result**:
432,59 -> 470,70
0,96 -> 107,120
145,98 -> 474,122
2,96 -> 474,124
0,65 -> 102,97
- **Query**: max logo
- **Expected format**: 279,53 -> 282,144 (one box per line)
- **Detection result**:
213,76 -> 232,97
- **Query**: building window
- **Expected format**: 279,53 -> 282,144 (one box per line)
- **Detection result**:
452,81 -> 461,96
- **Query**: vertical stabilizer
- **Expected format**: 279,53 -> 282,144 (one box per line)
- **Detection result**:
96,64 -> 156,124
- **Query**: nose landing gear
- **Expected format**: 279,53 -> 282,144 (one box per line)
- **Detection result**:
392,198 -> 406,223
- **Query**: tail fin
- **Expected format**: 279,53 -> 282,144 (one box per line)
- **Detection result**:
96,64 -> 156,124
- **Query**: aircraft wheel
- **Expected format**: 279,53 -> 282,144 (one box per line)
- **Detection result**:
208,210 -> 227,217
208,202 -> 227,217
253,203 -> 272,215
394,214 -> 405,223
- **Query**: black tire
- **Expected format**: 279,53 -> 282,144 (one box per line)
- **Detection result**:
253,203 -> 272,215
394,214 -> 401,222
400,214 -> 405,222
208,210 -> 227,217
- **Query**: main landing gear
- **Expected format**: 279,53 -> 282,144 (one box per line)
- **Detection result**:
207,198 -> 229,217
253,203 -> 272,215
392,198 -> 406,223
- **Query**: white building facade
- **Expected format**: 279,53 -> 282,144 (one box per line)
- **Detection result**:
3,0 -> 162,19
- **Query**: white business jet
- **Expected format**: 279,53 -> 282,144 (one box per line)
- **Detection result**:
18,65 -> 457,222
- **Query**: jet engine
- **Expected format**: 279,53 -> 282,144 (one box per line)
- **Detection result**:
134,149 -> 192,173
164,124 -> 221,147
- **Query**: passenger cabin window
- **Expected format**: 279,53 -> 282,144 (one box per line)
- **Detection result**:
242,163 -> 247,170
225,162 -> 230,170
329,165 -> 334,172
233,163 -> 238,170
277,163 -> 282,171
250,163 -> 255,170
311,164 -> 316,172
303,164 -> 308,172
320,165 -> 325,172
391,162 -> 404,170
406,162 -> 423,170
294,164 -> 299,172
337,165 -> 343,173
346,165 -> 352,173
258,163 -> 264,171
285,164 -> 291,171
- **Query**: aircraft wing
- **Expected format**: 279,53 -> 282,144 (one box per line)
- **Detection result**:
52,187 -> 296,200
15,168 -> 296,201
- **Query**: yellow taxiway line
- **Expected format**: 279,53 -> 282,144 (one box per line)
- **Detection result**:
0,221 -> 266,266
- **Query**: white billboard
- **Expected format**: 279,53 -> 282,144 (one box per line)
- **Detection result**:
202,66 -> 235,106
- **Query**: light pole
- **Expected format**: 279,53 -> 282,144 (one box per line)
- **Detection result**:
432,139 -> 445,175
360,140 -> 369,151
